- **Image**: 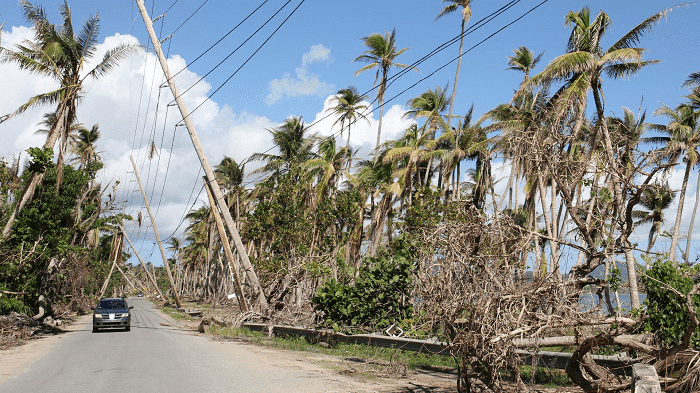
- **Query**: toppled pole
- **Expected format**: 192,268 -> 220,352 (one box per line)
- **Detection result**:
136,0 -> 267,310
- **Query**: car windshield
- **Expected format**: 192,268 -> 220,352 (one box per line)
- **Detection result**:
98,300 -> 126,309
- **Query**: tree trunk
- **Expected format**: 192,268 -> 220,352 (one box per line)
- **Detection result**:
1,102 -> 69,240
670,163 -> 692,261
684,168 -> 700,262
445,19 -> 465,133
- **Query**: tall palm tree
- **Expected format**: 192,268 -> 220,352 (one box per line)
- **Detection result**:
633,183 -> 675,254
436,0 -> 475,133
519,6 -> 675,308
327,86 -> 370,162
506,46 -> 544,84
304,136 -> 350,199
521,6 -> 674,151
405,85 -> 450,187
354,28 -> 414,150
652,97 -> 700,261
71,124 -> 101,167
0,0 -> 137,239
250,116 -> 318,179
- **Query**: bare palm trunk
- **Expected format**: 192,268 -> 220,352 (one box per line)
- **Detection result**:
375,76 -> 388,151
684,169 -> 700,262
670,163 -> 692,261
445,19 -> 465,131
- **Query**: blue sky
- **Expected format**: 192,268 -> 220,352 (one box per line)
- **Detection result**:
1,0 -> 699,267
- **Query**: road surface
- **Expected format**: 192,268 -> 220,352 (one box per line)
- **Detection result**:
0,298 -> 420,393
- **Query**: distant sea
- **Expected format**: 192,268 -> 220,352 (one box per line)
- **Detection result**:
579,291 -> 648,312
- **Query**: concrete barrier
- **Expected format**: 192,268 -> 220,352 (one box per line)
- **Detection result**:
632,364 -> 661,393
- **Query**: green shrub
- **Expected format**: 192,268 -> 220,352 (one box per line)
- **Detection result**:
313,238 -> 414,332
0,296 -> 32,315
640,256 -> 700,347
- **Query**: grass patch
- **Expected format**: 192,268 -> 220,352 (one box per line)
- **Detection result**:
207,325 -> 456,371
505,365 -> 572,388
160,306 -> 199,321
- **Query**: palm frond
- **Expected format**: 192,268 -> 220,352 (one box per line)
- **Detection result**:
85,43 -> 139,80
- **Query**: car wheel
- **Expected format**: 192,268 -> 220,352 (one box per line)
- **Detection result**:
125,325 -> 130,332
92,325 -> 98,333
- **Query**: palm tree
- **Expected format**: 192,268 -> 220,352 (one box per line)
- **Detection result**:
652,97 -> 700,261
683,71 -> 700,91
354,28 -> 414,150
436,0 -> 475,133
634,183 -> 675,254
383,124 -> 431,205
304,136 -> 350,199
521,6 -> 674,151
0,0 -> 137,239
71,124 -> 102,167
506,46 -> 543,84
405,85 -> 449,187
326,86 -> 370,163
519,6 -> 675,308
250,116 -> 318,179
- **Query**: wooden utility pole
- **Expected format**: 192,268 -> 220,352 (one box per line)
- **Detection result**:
130,155 -> 182,309
136,0 -> 268,310
99,236 -> 122,298
117,220 -> 166,300
204,179 -> 248,311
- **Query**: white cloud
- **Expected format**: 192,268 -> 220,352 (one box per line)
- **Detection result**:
308,94 -> 414,159
266,44 -> 335,105
0,29 -> 284,264
302,44 -> 332,67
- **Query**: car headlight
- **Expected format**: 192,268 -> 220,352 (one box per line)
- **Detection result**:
94,314 -> 103,319
121,313 -> 130,318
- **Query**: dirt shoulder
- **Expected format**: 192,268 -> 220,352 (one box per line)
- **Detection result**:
0,314 -> 90,384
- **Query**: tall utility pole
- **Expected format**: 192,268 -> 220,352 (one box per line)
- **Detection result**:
130,155 -> 182,309
116,217 -> 166,300
136,0 -> 267,310
204,180 -> 248,312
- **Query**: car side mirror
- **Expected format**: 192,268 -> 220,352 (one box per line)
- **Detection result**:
129,306 -> 134,309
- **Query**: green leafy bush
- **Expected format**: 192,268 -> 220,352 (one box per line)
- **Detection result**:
0,295 -> 32,315
640,257 -> 700,347
313,239 -> 414,332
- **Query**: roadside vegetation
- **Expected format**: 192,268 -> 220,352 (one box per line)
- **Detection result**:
2,1 -> 700,392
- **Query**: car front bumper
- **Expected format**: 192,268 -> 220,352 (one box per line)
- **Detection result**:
93,315 -> 130,328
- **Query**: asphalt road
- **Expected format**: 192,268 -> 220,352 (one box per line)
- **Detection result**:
0,298 -> 353,393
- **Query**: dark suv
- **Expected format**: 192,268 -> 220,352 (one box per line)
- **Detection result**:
92,298 -> 133,332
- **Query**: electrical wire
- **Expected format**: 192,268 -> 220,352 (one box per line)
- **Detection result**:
168,0 -> 271,82
183,0 -> 305,122
168,0 -> 209,37
171,0 -> 293,108
240,0 -> 533,185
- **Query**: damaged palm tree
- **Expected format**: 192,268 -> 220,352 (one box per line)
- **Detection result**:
0,0 -> 138,241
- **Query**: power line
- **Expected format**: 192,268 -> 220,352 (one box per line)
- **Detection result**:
169,0 -> 270,82
241,0 -> 532,185
171,0 -> 293,107
183,0 -> 305,122
167,0 -> 209,37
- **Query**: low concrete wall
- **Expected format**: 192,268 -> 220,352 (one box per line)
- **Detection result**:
241,323 -> 636,372
632,364 -> 661,393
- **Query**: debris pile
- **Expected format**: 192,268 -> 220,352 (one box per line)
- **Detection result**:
0,312 -> 61,349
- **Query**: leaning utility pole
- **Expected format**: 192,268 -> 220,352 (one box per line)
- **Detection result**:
130,155 -> 182,309
136,0 -> 268,310
116,217 -> 166,300
204,179 -> 248,312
